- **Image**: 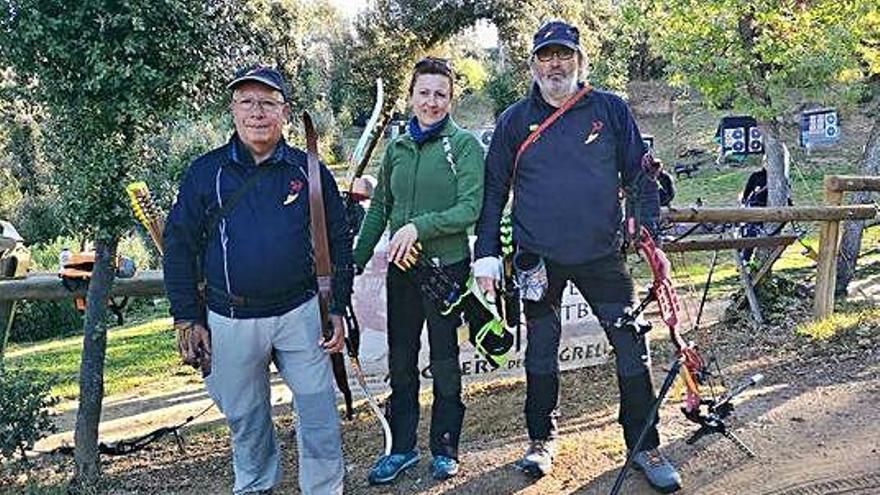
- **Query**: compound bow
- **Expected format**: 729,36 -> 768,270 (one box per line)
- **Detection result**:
609,226 -> 763,495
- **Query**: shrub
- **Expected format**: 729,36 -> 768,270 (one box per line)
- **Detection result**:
0,363 -> 59,466
9,299 -> 82,343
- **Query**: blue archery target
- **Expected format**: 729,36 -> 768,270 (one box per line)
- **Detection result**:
724,127 -> 746,152
748,127 -> 763,153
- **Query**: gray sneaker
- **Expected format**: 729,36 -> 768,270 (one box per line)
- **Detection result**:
516,439 -> 556,478
632,448 -> 682,493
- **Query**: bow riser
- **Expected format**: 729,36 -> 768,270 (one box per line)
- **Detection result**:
636,227 -> 707,417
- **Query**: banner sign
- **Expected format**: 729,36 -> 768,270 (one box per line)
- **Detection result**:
350,235 -> 611,387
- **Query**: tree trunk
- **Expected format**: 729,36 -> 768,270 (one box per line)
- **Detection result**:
762,120 -> 790,208
836,120 -> 880,295
756,119 -> 790,267
70,235 -> 118,493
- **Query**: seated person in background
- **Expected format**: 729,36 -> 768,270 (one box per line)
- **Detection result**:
741,165 -> 767,208
740,163 -> 767,262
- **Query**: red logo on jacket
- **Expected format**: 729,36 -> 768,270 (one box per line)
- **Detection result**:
283,179 -> 304,206
585,120 -> 604,144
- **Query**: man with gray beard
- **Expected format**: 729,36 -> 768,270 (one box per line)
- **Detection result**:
473,20 -> 681,493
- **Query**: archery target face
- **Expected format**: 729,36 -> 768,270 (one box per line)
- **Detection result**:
802,109 -> 840,147
724,127 -> 746,152
749,127 -> 763,153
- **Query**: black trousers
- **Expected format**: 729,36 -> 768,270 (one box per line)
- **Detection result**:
385,259 -> 469,459
522,252 -> 661,452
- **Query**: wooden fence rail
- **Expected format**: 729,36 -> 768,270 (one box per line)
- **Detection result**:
661,205 -> 875,223
0,271 -> 165,358
1,200 -> 877,357
0,270 -> 164,301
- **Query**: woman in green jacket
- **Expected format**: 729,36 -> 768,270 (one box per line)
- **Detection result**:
353,57 -> 485,485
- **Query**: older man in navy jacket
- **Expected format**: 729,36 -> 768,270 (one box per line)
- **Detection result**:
163,66 -> 350,495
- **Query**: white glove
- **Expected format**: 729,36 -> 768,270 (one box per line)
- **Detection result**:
473,256 -> 503,302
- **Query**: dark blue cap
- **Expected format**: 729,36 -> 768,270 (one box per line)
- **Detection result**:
227,65 -> 290,101
532,21 -> 580,54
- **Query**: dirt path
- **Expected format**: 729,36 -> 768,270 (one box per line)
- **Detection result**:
4,298 -> 879,494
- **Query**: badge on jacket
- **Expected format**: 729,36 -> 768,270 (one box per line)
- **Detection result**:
585,120 -> 604,145
284,179 -> 304,206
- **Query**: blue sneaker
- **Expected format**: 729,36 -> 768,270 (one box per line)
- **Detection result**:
632,448 -> 682,493
431,455 -> 459,480
367,450 -> 420,485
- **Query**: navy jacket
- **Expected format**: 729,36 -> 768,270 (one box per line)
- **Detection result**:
163,135 -> 353,322
474,83 -> 659,264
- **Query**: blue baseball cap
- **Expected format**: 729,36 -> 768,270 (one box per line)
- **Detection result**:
227,65 -> 290,101
532,21 -> 581,54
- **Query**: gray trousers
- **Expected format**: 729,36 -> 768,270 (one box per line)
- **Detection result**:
206,296 -> 344,495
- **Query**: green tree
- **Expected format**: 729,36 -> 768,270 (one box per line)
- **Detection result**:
456,57 -> 489,93
653,0 -> 870,209
0,0 -> 246,489
237,0 -> 349,161
341,0 -> 626,125
836,6 -> 880,293
612,0 -> 666,81
0,70 -> 60,242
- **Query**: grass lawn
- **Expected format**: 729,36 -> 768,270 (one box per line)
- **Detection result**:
4,316 -> 198,402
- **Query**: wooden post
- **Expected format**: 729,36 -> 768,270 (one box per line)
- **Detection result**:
751,243 -> 791,287
1,256 -> 19,361
0,301 -> 14,361
815,177 -> 845,319
735,241 -> 795,311
734,249 -> 763,325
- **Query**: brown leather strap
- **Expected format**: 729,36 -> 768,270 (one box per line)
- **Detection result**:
303,111 -> 334,337
511,83 -> 592,186
303,112 -> 356,419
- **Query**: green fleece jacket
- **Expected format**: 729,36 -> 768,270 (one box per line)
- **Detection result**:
353,118 -> 484,269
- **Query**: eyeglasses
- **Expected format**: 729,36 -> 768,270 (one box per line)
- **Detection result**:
414,57 -> 453,75
233,98 -> 285,114
535,47 -> 576,63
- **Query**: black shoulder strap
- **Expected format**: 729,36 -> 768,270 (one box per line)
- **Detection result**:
203,165 -> 272,247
